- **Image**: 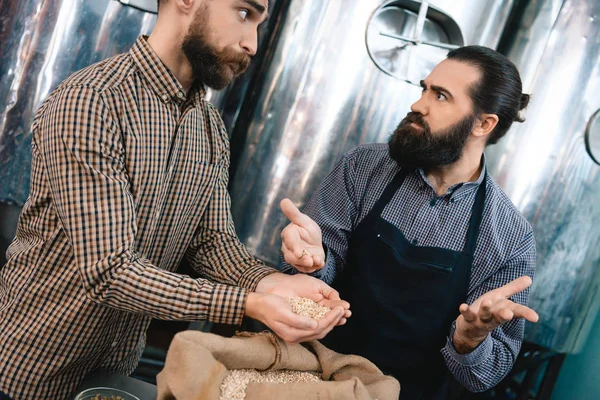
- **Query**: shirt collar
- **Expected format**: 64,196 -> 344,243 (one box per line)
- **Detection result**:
417,154 -> 487,199
130,36 -> 205,106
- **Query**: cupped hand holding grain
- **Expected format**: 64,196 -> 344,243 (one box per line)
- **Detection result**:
255,273 -> 351,324
246,292 -> 345,343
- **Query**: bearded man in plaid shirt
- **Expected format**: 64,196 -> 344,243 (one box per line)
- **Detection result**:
0,1 -> 350,398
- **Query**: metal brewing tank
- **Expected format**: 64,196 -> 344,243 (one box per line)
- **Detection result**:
228,0 -> 514,264
486,0 -> 600,353
0,0 -> 286,265
0,0 -> 158,205
0,0 -> 265,206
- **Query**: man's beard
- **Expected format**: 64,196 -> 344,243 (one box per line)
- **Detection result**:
181,8 -> 251,90
388,111 -> 475,169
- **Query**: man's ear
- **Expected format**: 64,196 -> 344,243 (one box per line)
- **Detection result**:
172,0 -> 196,15
473,113 -> 499,139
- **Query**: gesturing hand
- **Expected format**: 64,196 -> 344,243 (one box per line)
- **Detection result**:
453,276 -> 539,354
280,198 -> 326,273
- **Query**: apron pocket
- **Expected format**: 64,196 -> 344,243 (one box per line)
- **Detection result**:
376,233 -> 453,275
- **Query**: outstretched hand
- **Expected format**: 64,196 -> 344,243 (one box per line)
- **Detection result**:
453,276 -> 539,354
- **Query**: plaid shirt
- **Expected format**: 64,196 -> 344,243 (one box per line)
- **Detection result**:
0,36 -> 275,399
281,143 -> 536,392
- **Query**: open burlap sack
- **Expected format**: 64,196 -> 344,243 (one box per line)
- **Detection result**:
156,330 -> 400,400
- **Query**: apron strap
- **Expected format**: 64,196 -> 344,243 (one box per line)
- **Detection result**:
368,167 -> 410,218
462,172 -> 487,257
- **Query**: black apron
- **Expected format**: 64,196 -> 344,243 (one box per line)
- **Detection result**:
322,168 -> 486,400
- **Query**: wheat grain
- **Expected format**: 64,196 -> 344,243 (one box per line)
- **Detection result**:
220,369 -> 322,400
286,297 -> 330,320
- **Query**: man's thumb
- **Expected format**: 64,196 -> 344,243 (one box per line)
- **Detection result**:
280,198 -> 308,226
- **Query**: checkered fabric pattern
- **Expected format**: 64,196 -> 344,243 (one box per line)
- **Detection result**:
280,143 -> 536,392
0,36 -> 275,399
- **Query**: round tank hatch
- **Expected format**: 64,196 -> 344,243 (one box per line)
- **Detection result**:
585,109 -> 600,165
366,0 -> 464,85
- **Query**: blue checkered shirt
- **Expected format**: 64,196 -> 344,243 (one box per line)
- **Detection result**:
280,143 -> 536,392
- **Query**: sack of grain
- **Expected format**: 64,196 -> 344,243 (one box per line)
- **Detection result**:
156,330 -> 400,400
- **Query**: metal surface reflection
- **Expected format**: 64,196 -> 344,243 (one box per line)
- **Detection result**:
486,0 -> 600,353
116,0 -> 157,13
0,0 -> 157,204
0,0 -> 283,206
228,0 -> 514,266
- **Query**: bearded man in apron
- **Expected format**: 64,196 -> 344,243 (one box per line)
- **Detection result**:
280,45 -> 539,399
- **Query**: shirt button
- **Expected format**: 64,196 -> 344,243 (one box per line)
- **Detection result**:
111,341 -> 118,348
430,198 -> 437,207
177,92 -> 185,99
161,94 -> 168,101
412,239 -> 418,245
155,211 -> 160,220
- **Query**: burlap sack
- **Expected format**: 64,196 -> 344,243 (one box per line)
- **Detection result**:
156,330 -> 400,400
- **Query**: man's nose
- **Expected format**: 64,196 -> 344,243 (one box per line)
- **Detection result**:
410,96 -> 428,116
240,31 -> 258,56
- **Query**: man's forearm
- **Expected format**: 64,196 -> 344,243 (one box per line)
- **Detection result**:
452,327 -> 490,354
442,321 -> 522,392
188,227 -> 277,290
78,247 -> 249,325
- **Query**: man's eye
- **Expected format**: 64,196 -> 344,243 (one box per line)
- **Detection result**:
437,92 -> 447,101
239,9 -> 249,20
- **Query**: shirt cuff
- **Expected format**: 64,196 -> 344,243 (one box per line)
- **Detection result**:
443,321 -> 493,366
208,284 -> 249,325
238,263 -> 278,291
308,268 -> 325,279
308,246 -> 335,282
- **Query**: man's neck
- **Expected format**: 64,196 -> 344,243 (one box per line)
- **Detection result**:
425,149 -> 484,196
147,26 -> 194,92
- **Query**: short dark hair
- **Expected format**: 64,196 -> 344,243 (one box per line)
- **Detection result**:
447,45 -> 530,145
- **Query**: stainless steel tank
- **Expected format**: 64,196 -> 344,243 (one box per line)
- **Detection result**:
0,0 -> 158,205
228,0 -> 515,264
0,0 -> 275,205
486,0 -> 600,353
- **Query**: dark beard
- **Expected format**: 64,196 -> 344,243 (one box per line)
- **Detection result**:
181,8 -> 251,90
388,111 -> 475,169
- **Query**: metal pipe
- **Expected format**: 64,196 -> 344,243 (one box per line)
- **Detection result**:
412,0 -> 429,41
379,32 -> 460,50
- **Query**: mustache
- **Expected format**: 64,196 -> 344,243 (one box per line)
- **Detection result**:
401,112 -> 428,129
217,48 -> 252,75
